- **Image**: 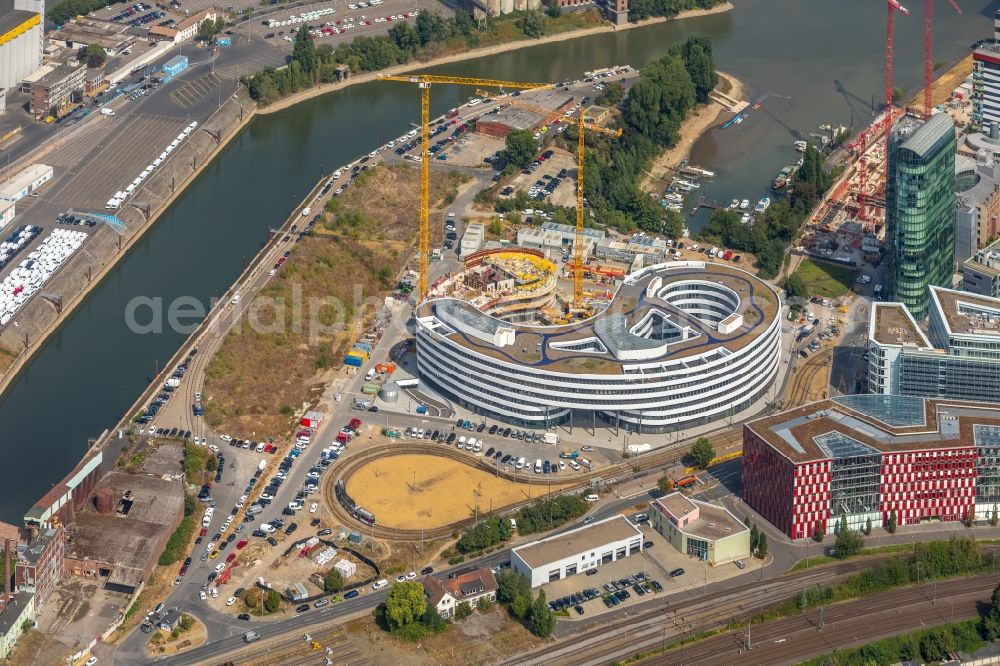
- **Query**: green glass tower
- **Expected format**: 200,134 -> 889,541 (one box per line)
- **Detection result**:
886,113 -> 956,320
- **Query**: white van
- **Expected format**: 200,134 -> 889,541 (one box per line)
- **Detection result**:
372,579 -> 388,590
100,108 -> 115,116
585,494 -> 599,502
256,442 -> 265,453
509,518 -> 517,531
534,459 -> 542,474
515,457 -> 526,469
243,631 -> 260,643
365,368 -> 376,381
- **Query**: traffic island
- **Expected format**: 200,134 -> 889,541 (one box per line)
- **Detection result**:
143,612 -> 206,657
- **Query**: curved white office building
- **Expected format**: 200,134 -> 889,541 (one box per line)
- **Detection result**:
415,260 -> 782,433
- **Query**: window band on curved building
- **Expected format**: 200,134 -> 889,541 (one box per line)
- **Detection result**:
414,260 -> 782,434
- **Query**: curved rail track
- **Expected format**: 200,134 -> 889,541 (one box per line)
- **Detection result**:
324,425 -> 746,540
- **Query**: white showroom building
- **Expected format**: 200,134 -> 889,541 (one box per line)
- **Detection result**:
415,260 -> 782,433
510,515 -> 643,587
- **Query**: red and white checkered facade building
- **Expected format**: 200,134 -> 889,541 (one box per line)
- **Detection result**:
742,396 -> 984,540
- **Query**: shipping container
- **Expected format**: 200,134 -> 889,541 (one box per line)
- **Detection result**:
361,382 -> 380,395
344,354 -> 363,368
353,341 -> 372,354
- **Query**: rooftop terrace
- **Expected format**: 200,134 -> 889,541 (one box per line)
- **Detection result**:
417,261 -> 780,374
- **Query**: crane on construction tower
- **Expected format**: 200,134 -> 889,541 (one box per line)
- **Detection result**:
923,0 -> 962,119
375,74 -> 553,301
883,0 -> 909,184
474,89 -> 621,310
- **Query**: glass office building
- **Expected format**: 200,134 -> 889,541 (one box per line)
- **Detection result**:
886,113 -> 956,320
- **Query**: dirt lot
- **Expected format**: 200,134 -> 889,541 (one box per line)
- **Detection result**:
203,165 -> 466,438
346,605 -> 543,666
4,629 -> 72,666
345,454 -> 572,530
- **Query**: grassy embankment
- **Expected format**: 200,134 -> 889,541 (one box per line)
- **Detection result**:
203,164 -> 466,438
789,258 -> 856,299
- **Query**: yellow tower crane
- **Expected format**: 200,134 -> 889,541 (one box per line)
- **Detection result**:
474,90 -> 621,310
375,74 -> 553,301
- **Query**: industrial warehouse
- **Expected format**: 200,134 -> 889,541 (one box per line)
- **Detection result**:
740,394 -> 1000,540
511,515 -> 643,587
415,258 -> 782,433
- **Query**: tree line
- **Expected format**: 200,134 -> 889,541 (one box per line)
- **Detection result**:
247,7 -> 598,105
455,494 -> 590,555
627,0 -> 726,23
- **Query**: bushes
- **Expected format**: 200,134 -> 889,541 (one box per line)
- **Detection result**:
516,495 -> 589,535
376,582 -> 450,641
454,601 -> 473,619
457,516 -> 511,554
157,514 -> 196,566
182,442 -> 217,482
800,619 -> 985,666
324,569 -> 344,593
496,570 -> 552,637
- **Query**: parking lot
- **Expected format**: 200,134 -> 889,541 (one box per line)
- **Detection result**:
504,148 -> 576,207
537,513 -> 759,621
391,415 -> 617,476
251,0 -> 452,49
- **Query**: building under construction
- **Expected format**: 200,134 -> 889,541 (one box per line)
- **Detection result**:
475,89 -> 576,138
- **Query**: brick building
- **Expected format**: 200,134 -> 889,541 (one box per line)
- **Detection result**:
28,62 -> 85,115
13,527 -> 63,606
742,395 -> 983,539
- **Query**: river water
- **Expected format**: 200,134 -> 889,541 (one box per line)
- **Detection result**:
0,0 -> 989,522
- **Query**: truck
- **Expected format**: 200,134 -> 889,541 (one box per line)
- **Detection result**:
627,443 -> 652,454
353,397 -> 371,410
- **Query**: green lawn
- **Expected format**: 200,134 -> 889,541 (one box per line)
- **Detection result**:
791,258 -> 857,299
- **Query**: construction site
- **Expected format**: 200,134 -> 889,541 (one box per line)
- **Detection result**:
800,0 -> 970,269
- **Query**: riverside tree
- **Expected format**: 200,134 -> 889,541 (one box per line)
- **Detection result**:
519,9 -> 547,38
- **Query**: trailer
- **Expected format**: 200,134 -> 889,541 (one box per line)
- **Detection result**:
301,411 -> 323,428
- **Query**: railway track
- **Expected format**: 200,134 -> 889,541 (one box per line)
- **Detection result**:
513,558 -> 874,666
508,548 -> 1000,666
223,626 -> 367,666
643,573 -> 998,665
785,349 -> 832,408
